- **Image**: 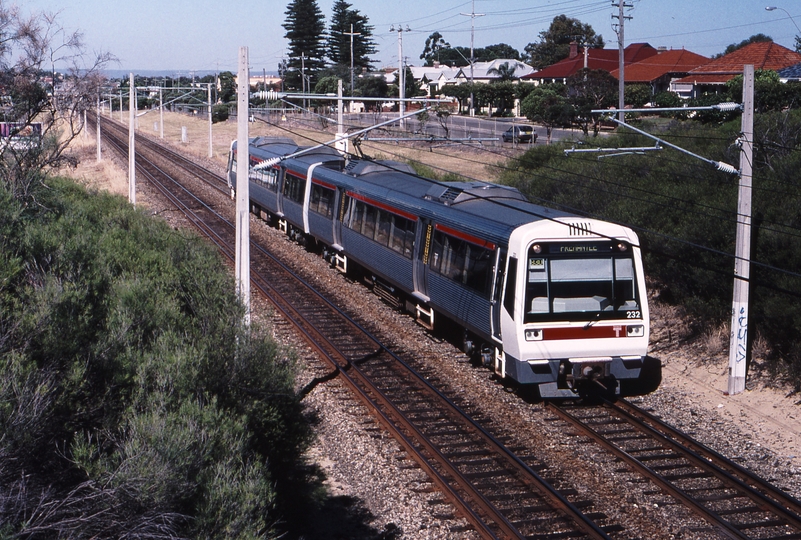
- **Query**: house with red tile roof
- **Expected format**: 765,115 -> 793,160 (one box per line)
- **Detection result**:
521,43 -> 658,85
609,48 -> 710,95
670,41 -> 801,98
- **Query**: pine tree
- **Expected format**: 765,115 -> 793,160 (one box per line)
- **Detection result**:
327,1 -> 376,74
282,0 -> 327,91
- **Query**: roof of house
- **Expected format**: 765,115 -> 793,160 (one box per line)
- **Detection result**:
609,48 -> 710,82
522,43 -> 659,80
778,61 -> 801,80
673,41 -> 801,85
408,59 -> 535,84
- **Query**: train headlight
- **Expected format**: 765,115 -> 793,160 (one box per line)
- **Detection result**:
616,242 -> 629,252
531,244 -> 542,254
627,325 -> 644,337
525,329 -> 543,341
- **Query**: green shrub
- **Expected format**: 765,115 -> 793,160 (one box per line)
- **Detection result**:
0,178 -> 310,538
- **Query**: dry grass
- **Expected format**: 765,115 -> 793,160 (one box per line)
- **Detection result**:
77,110 -> 509,185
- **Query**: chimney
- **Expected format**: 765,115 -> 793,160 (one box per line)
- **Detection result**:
569,41 -> 578,59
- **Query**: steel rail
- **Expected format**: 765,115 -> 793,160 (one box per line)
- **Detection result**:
614,399 -> 801,526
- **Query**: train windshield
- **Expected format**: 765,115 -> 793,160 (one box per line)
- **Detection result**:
523,241 -> 641,323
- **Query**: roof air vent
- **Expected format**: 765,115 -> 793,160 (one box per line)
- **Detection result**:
568,222 -> 593,236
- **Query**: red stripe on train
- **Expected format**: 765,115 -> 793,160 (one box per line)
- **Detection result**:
544,325 -> 626,340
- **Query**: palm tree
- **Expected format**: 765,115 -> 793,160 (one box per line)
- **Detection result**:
487,62 -> 517,82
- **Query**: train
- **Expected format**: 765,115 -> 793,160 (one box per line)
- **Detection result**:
227,136 -> 659,399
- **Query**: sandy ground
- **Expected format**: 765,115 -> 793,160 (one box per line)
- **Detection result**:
69,110 -> 801,471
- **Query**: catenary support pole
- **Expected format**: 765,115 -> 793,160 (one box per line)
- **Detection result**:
336,79 -> 347,155
207,83 -> 213,158
613,1 -> 631,123
235,46 -> 251,326
159,86 -> 164,139
128,73 -> 136,205
727,64 -> 754,395
96,94 -> 101,162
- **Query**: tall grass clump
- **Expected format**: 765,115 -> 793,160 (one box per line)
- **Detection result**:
0,177 -> 310,538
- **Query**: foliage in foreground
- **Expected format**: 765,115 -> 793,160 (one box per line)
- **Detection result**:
499,112 -> 801,385
0,178 -> 310,538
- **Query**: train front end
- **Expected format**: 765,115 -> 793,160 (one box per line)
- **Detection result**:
498,218 -> 652,398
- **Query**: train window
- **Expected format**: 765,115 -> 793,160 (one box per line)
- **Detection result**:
361,204 -> 377,239
310,183 -> 335,218
375,209 -> 390,245
504,257 -> 518,318
389,215 -> 415,258
283,173 -> 305,203
342,196 -> 415,259
250,167 -> 279,192
430,230 -> 493,296
523,245 -> 640,323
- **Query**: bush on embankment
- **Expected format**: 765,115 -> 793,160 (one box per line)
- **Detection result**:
499,111 -> 801,387
0,177 -> 310,538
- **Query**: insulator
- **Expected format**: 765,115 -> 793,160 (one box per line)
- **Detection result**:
713,102 -> 741,112
715,161 -> 738,175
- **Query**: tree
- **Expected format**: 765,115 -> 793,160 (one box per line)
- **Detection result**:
0,6 -> 113,203
354,74 -> 389,100
481,43 -> 521,61
282,0 -> 327,91
715,34 -> 772,58
567,69 -> 618,135
389,66 -> 423,103
487,61 -> 517,81
625,83 -> 653,108
217,71 -> 236,102
420,31 -> 451,66
327,0 -> 376,77
524,15 -> 604,69
485,80 -> 516,116
520,85 -> 572,143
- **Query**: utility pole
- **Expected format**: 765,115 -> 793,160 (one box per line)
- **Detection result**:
391,25 -> 409,128
236,46 -> 251,326
612,1 -> 632,122
336,79 -> 347,155
345,23 -> 361,103
727,64 -> 754,395
207,83 -> 213,158
128,73 -> 136,205
96,94 -> 101,162
159,86 -> 164,139
300,52 -> 307,109
461,0 -> 484,117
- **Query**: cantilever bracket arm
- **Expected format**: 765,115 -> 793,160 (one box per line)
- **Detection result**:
600,116 -> 739,175
564,143 -> 662,158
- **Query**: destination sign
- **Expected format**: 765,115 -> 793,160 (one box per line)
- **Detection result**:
548,242 -> 612,254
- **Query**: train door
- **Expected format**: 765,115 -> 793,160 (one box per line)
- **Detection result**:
407,219 -> 434,328
332,188 -> 344,248
276,165 -> 285,217
490,249 -> 506,344
412,219 -> 432,300
301,163 -> 323,234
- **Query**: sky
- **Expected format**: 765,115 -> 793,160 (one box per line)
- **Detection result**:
17,0 -> 801,75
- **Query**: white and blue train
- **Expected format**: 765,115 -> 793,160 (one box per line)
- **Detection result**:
228,137 -> 658,398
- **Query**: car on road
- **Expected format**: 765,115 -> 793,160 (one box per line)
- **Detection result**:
501,125 -> 536,143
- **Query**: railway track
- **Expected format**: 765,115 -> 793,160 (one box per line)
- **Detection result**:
549,399 -> 801,539
97,115 -> 618,539
95,115 -> 801,539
